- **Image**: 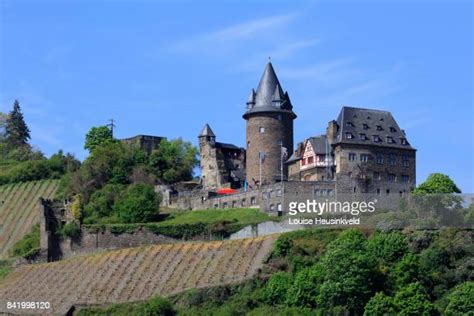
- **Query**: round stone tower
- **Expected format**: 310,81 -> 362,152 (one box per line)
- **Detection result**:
243,62 -> 297,187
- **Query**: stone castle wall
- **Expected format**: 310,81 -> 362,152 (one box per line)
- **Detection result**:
59,228 -> 177,259
245,112 -> 293,188
334,143 -> 416,194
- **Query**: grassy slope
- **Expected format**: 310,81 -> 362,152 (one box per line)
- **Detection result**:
85,208 -> 275,239
0,235 -> 277,315
158,208 -> 273,226
0,180 -> 59,258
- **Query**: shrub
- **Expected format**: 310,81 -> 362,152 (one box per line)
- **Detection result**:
286,265 -> 324,307
389,253 -> 424,290
0,260 -> 13,280
71,194 -> 83,220
444,282 -> 473,315
10,224 -> 40,258
261,272 -> 292,305
59,221 -> 81,239
114,183 -> 161,223
367,231 -> 409,264
146,296 -> 175,316
363,292 -> 396,316
84,183 -> 125,221
273,235 -> 293,257
393,282 -> 436,315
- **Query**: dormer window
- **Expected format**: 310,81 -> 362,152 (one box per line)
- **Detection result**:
353,114 -> 357,118
376,125 -> 384,131
359,133 -> 367,140
363,123 -> 370,130
380,118 -> 384,121
386,136 -> 395,144
389,126 -> 397,132
346,121 -> 354,127
367,116 -> 371,119
373,135 -> 381,142
345,132 -> 353,139
400,138 -> 409,145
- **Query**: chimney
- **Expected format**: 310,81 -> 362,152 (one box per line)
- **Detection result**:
326,120 -> 338,145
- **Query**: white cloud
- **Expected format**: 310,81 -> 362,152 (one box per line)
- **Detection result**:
171,13 -> 298,53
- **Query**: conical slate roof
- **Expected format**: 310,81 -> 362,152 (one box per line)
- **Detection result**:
199,123 -> 215,137
243,62 -> 296,119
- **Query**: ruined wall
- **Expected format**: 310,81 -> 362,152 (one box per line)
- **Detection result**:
59,228 -> 177,258
121,135 -> 164,154
199,137 -> 222,190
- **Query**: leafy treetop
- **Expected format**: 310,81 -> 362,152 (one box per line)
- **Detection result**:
84,126 -> 115,152
414,173 -> 461,194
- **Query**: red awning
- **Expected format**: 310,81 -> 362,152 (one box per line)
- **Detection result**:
217,188 -> 237,195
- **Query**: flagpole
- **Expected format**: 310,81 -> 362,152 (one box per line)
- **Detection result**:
281,144 -> 284,215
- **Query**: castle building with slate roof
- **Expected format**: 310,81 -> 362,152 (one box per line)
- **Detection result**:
199,62 -> 416,196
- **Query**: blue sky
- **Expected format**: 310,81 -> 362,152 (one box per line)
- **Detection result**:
0,0 -> 472,192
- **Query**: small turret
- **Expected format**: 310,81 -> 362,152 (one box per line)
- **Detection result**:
199,123 -> 216,145
272,84 -> 285,107
246,89 -> 256,109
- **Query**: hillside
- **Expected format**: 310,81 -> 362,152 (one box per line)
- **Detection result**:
0,235 -> 276,314
0,180 -> 59,258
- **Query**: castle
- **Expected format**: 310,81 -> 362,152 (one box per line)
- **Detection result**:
196,62 -> 416,208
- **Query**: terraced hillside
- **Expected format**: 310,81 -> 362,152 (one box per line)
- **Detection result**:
0,235 -> 276,314
0,180 -> 59,258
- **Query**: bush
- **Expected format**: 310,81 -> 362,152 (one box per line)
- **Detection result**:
59,221 -> 81,239
393,282 -> 436,315
261,272 -> 292,305
147,296 -> 175,316
444,282 -> 473,315
0,260 -> 13,280
10,224 -> 40,258
71,195 -> 83,220
77,296 -> 175,316
363,292 -> 396,316
286,265 -> 324,307
84,183 -> 125,222
273,235 -> 293,257
367,231 -> 409,264
389,253 -> 424,290
114,183 -> 161,223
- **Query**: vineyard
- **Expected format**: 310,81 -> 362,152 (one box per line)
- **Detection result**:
0,235 -> 276,314
0,180 -> 59,258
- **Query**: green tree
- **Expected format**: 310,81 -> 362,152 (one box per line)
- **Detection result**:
84,126 -> 114,152
363,292 -> 396,316
114,183 -> 161,223
389,253 -> 424,290
393,282 -> 435,316
67,142 -> 128,201
261,271 -> 292,305
149,138 -> 198,184
286,265 -> 324,307
83,183 -> 125,223
414,173 -> 461,194
5,100 -> 30,147
316,230 -> 378,313
444,282 -> 473,316
367,231 -> 409,265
